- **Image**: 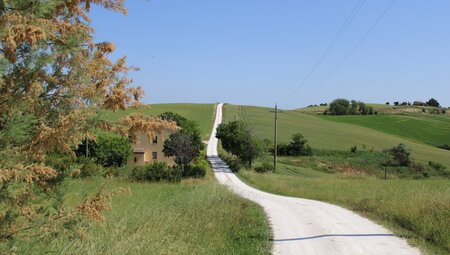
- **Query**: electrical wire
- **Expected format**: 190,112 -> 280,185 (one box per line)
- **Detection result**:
295,0 -> 398,106
279,0 -> 366,103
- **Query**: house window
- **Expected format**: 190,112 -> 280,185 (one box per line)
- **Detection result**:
153,136 -> 158,144
134,157 -> 137,163
152,152 -> 157,160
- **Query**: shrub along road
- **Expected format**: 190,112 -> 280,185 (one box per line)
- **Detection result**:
207,103 -> 421,255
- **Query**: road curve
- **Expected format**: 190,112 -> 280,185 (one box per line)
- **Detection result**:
207,103 -> 422,255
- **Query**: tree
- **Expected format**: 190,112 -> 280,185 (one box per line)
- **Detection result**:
328,99 -> 350,115
77,132 -> 132,167
0,1 -> 176,248
276,133 -> 313,156
394,102 -> 399,106
287,133 -> 313,156
159,112 -> 204,151
163,133 -> 199,173
385,102 -> 390,105
350,100 -> 359,115
216,120 -> 261,167
426,98 -> 440,107
386,143 -> 411,167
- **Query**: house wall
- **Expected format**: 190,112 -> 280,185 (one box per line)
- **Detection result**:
128,130 -> 175,167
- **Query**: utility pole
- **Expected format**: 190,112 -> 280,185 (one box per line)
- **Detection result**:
274,104 -> 278,171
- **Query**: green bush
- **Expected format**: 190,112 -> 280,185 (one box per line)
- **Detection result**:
386,143 -> 411,167
80,160 -> 105,178
130,162 -> 181,182
165,167 -> 182,182
350,146 -> 358,153
254,162 -> 275,173
220,153 -> 242,172
276,133 -> 313,156
131,166 -> 147,181
76,132 -> 132,168
186,158 -> 208,178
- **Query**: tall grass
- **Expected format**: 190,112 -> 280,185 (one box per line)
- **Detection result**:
238,170 -> 450,255
14,175 -> 271,255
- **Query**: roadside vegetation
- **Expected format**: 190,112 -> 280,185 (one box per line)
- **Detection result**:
219,103 -> 450,254
13,168 -> 271,255
238,169 -> 450,255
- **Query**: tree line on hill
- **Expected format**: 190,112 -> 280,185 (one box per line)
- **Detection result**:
324,99 -> 375,115
386,98 -> 441,107
320,98 -> 446,116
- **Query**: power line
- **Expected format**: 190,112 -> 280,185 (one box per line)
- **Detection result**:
295,0 -> 398,105
279,0 -> 366,103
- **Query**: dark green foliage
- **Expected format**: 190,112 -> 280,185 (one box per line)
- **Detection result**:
216,120 -> 261,167
276,133 -> 313,156
350,145 -> 358,153
326,99 -> 373,115
438,144 -> 450,151
159,111 -> 204,151
0,110 -> 37,149
80,160 -> 105,178
94,133 -> 132,167
76,132 -> 132,168
185,157 -> 208,178
219,153 -> 243,172
328,99 -> 350,115
254,162 -> 275,173
131,162 -> 181,182
386,144 -> 411,167
288,133 -> 313,156
426,98 -> 440,107
163,132 -> 200,171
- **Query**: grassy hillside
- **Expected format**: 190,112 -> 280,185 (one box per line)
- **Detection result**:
100,103 -> 216,139
17,172 -> 271,254
298,104 -> 449,115
318,114 -> 450,148
223,104 -> 450,168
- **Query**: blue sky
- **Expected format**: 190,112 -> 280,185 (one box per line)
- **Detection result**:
91,0 -> 450,108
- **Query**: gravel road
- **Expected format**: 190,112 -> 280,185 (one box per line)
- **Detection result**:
207,103 -> 422,255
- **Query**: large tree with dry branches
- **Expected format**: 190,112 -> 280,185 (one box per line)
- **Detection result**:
0,0 -> 176,251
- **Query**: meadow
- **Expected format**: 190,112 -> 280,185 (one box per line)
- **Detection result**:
223,104 -> 450,168
237,161 -> 450,255
8,103 -> 272,255
319,114 -> 450,148
100,103 -> 216,139
16,172 -> 271,255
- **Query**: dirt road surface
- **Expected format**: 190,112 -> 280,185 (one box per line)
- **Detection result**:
207,103 -> 421,255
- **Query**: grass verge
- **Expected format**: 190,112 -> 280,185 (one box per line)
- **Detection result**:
237,168 -> 450,255
15,172 -> 271,254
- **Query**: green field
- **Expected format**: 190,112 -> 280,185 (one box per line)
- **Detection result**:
100,103 -> 216,139
7,103 -> 272,255
223,104 -> 450,168
237,162 -> 450,255
319,114 -> 450,147
16,174 -> 270,254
